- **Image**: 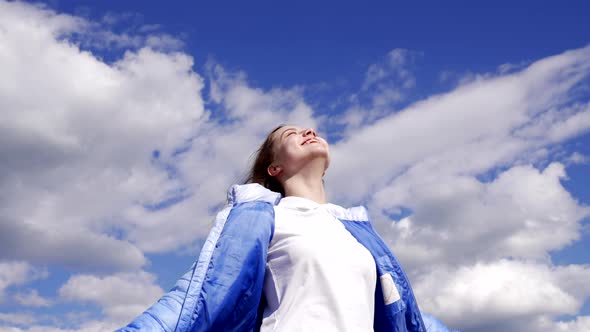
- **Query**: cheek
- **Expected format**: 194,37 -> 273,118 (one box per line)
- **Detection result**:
276,142 -> 299,162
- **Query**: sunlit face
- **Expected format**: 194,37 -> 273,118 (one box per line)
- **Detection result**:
268,125 -> 330,178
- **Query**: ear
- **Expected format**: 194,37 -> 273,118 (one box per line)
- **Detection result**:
267,164 -> 282,177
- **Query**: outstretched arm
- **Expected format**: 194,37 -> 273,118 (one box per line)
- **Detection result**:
117,201 -> 275,332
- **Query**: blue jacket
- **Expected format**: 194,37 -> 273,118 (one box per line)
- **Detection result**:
118,184 -> 453,332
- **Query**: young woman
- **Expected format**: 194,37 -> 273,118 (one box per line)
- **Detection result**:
118,125 -> 452,332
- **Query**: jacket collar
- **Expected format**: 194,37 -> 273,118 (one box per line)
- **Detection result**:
277,196 -> 323,211
227,183 -> 370,222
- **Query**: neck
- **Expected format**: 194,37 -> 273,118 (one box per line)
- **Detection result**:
281,166 -> 326,204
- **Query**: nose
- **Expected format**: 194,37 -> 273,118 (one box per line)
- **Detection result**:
303,128 -> 317,137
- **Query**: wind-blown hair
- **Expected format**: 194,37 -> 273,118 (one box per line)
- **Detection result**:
244,125 -> 285,196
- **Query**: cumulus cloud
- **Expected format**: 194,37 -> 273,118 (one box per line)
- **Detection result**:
0,216 -> 146,271
0,320 -> 121,332
0,0 -> 204,269
371,162 -> 589,272
0,262 -> 47,302
2,1 -> 590,331
327,45 -> 590,204
58,271 -> 163,323
550,316 -> 590,332
12,289 -> 52,308
415,260 -> 590,332
0,310 -> 119,332
0,313 -> 38,327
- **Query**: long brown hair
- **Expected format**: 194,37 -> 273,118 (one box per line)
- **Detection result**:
243,125 -> 285,196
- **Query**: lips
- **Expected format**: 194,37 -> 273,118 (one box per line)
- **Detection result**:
301,138 -> 317,145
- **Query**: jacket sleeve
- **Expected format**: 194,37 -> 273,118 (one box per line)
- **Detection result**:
117,201 -> 275,332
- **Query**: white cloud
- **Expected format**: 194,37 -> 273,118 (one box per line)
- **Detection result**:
362,48 -> 416,91
0,312 -> 119,332
0,0 -> 204,269
331,48 -> 419,135
566,152 -> 588,165
327,45 -> 590,205
0,217 -> 146,271
0,322 -> 121,332
0,262 -> 47,302
0,312 -> 38,327
12,289 -> 52,307
363,48 -> 417,110
549,316 -> 590,332
85,10 -> 183,51
370,162 -> 589,272
0,326 -> 69,332
59,271 -> 163,323
145,34 -> 184,51
414,260 -> 590,332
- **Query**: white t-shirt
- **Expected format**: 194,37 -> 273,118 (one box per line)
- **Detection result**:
260,196 -> 377,332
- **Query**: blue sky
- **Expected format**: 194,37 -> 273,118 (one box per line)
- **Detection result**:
54,1 -> 590,89
1,1 -> 590,331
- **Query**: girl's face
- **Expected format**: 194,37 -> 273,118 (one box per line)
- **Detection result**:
269,125 -> 330,178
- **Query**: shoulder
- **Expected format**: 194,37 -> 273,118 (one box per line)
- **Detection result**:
226,183 -> 282,205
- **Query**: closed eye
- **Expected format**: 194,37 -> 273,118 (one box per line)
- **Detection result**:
283,131 -> 297,140
280,127 -> 300,141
